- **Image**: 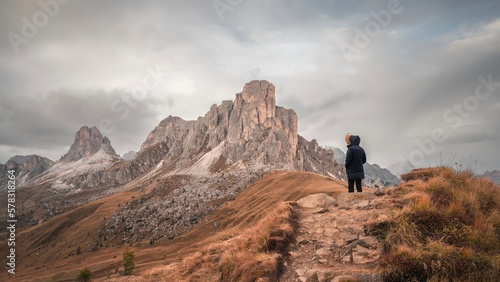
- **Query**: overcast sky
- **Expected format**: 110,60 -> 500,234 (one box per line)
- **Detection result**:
1,0 -> 499,173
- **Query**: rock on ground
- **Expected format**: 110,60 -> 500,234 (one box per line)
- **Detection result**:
296,193 -> 337,209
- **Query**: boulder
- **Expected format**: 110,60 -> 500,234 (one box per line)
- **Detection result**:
297,193 -> 337,209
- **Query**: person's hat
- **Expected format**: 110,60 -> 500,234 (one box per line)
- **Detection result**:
345,133 -> 352,145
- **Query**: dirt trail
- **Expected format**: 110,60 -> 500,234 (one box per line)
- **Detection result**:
281,192 -> 392,282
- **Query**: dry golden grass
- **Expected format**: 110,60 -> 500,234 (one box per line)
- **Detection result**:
378,167 -> 500,282
143,202 -> 297,282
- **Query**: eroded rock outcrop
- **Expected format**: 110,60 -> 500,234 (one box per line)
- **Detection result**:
61,126 -> 118,162
0,155 -> 54,190
139,80 -> 342,178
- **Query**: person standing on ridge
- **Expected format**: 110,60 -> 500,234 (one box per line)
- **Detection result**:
345,133 -> 366,193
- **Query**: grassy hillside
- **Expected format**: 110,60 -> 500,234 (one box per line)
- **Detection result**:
371,167 -> 500,281
144,201 -> 297,281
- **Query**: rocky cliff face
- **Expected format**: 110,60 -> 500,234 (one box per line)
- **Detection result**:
61,126 -> 118,162
16,155 -> 54,181
0,155 -> 54,190
138,80 -> 342,178
114,141 -> 170,184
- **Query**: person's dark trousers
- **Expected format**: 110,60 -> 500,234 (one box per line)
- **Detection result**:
348,179 -> 362,193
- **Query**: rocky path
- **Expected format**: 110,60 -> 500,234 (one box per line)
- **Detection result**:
281,192 -> 389,282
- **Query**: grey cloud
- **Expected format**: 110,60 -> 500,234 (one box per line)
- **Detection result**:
444,128 -> 498,146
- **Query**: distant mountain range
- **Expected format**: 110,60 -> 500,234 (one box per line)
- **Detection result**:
6,80 -> 344,191
483,170 -> 500,184
387,160 -> 416,178
1,80 -> 414,196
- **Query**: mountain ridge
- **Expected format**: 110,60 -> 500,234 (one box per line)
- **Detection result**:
0,154 -> 54,190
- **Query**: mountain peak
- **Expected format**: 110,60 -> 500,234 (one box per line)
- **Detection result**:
61,126 -> 118,162
241,80 -> 275,103
136,80 -> 341,178
75,125 -> 107,143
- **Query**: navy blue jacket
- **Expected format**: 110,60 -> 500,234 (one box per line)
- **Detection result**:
345,135 -> 366,179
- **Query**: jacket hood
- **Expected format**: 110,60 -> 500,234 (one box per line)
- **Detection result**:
349,135 -> 361,146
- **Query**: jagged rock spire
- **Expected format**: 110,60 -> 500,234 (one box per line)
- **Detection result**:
61,126 -> 118,162
136,80 -> 340,177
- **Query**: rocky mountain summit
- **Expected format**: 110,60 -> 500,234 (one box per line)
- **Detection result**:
61,126 -> 118,162
138,80 -> 343,178
5,80 -> 408,247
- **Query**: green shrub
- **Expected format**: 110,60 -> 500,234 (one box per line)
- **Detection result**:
123,247 -> 135,275
77,268 -> 91,281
